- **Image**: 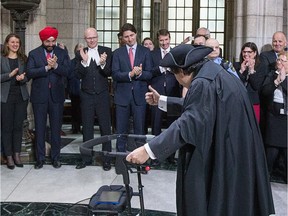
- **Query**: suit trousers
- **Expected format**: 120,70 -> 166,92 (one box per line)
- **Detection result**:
80,91 -> 112,163
1,100 -> 28,156
115,100 -> 146,152
32,92 -> 64,162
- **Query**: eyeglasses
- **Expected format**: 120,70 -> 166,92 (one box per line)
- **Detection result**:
86,37 -> 98,41
276,58 -> 288,63
242,50 -> 253,54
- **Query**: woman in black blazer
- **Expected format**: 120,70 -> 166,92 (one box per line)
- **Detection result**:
233,42 -> 267,123
1,33 -> 29,169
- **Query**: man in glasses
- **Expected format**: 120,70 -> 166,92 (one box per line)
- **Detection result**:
75,27 -> 113,171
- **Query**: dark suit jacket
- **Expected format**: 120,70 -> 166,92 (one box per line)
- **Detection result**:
76,46 -> 112,94
26,46 -> 70,103
1,56 -> 29,103
261,70 -> 287,147
233,61 -> 267,104
260,50 -> 277,73
112,44 -> 152,106
150,48 -> 180,96
148,61 -> 274,216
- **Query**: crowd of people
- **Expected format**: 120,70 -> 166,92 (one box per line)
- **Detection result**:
1,23 -> 287,215
1,25 -> 287,172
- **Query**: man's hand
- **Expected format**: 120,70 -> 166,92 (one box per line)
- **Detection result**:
47,54 -> 58,69
145,85 -> 160,106
126,146 -> 150,164
80,48 -> 88,63
100,52 -> 107,65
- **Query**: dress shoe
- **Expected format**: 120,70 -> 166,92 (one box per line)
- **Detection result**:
7,164 -> 15,170
6,156 -> 15,170
75,161 -> 91,169
102,162 -> 111,171
34,160 -> 45,169
14,153 -> 23,167
15,163 -> 24,168
52,160 -> 62,168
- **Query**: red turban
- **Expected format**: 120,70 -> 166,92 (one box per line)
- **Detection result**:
39,26 -> 58,41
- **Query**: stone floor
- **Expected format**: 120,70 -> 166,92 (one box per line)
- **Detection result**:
0,125 -> 287,215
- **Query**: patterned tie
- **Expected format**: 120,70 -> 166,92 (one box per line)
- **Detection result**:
163,49 -> 168,58
46,52 -> 51,59
129,47 -> 134,68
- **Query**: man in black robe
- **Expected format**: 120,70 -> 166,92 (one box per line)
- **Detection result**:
126,44 -> 275,216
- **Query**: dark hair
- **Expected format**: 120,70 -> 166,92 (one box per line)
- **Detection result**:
156,29 -> 170,39
117,32 -> 122,39
239,42 -> 260,66
171,58 -> 208,76
142,37 -> 154,45
120,23 -> 137,35
2,33 -> 27,62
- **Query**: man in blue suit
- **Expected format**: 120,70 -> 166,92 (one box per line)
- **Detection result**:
112,23 -> 152,152
27,26 -> 70,169
150,29 -> 181,164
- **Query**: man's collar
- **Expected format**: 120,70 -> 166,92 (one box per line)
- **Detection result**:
160,47 -> 170,53
88,46 -> 98,50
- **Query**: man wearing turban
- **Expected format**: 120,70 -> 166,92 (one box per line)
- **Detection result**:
26,26 -> 71,169
127,44 -> 275,216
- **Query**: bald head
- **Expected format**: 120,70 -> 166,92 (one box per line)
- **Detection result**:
206,38 -> 220,59
272,31 -> 287,53
84,27 -> 98,48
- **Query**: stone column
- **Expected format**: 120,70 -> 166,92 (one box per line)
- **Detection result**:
232,0 -> 285,61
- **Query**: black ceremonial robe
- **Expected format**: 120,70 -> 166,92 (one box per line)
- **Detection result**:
149,61 -> 275,216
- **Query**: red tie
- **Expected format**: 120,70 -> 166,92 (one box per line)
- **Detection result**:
46,52 -> 51,59
129,47 -> 134,68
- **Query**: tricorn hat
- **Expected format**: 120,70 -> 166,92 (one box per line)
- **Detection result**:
160,44 -> 213,69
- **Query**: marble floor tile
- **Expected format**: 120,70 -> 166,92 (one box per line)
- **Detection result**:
1,125 -> 287,215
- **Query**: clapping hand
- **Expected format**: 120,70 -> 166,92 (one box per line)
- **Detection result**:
16,72 -> 26,81
80,48 -> 89,63
9,68 -> 19,78
47,54 -> 58,69
100,52 -> 107,65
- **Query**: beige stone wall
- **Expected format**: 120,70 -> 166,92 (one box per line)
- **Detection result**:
46,0 -> 90,57
232,0 -> 287,62
1,0 -> 287,60
0,5 -> 13,45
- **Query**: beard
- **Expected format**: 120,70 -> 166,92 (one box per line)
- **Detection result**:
42,44 -> 55,52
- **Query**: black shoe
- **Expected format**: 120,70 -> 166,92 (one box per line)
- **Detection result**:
76,161 -> 90,169
7,164 -> 15,170
102,162 -> 111,171
52,160 -> 62,168
15,163 -> 24,168
34,160 -> 45,169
